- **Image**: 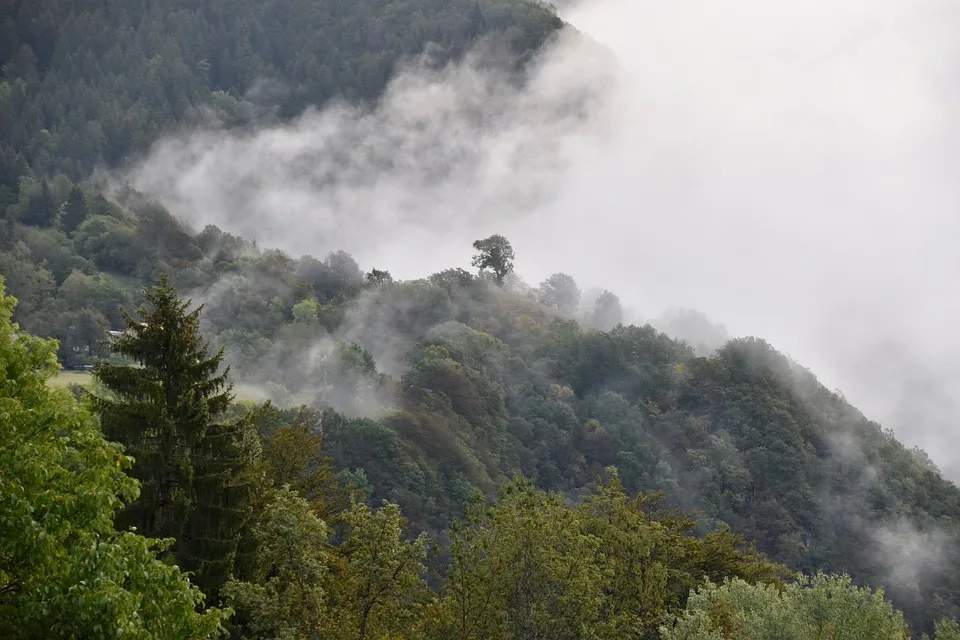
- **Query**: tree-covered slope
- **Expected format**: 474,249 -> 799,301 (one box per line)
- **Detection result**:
196,248 -> 960,634
3,176 -> 960,632
2,0 -> 960,635
0,0 -> 563,193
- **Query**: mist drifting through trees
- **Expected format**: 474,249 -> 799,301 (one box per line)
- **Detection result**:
2,0 -> 960,638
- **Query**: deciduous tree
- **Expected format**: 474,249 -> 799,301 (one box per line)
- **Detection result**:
471,234 -> 515,285
538,272 -> 581,315
0,277 -> 226,639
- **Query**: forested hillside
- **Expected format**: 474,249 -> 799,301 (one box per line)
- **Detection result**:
2,0 -> 960,638
0,0 -> 563,191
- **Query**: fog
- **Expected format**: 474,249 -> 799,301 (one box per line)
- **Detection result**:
129,0 -> 960,478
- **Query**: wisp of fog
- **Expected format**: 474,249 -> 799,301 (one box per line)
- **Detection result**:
128,0 -> 960,479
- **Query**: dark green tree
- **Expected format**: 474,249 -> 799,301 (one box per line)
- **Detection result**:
59,185 -> 88,233
471,234 -> 515,285
466,2 -> 488,39
18,179 -> 57,227
365,268 -> 393,285
92,274 -> 264,599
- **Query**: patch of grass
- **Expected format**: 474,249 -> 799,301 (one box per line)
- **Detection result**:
49,370 -> 95,389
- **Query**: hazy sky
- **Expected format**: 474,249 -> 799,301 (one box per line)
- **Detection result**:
130,0 -> 960,478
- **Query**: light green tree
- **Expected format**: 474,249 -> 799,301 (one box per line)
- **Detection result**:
935,618 -> 960,640
661,573 -> 911,640
328,500 -> 431,640
224,491 -> 429,640
0,277 -> 226,639
430,478 -> 605,640
292,297 -> 320,325
579,471 -> 782,638
223,488 -> 331,640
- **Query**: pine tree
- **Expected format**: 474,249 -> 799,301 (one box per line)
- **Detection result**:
60,184 -> 88,233
466,2 -> 487,40
92,274 -> 264,599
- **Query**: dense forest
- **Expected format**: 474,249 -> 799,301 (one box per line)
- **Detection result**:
0,0 -> 563,191
3,0 -> 960,638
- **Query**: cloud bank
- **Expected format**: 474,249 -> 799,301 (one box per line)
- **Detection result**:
129,0 -> 960,479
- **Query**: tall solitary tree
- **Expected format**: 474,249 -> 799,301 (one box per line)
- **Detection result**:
92,274 -> 263,599
471,234 -> 515,285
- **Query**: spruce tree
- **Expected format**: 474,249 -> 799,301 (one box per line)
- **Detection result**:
92,274 -> 264,599
60,184 -> 88,233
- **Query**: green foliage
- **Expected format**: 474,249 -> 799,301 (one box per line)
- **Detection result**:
91,275 -> 264,598
427,475 -> 784,640
331,500 -> 431,639
9,203 -> 960,634
433,478 -> 606,640
73,214 -> 137,272
226,491 -> 430,640
581,471 -> 785,638
661,574 -> 911,640
12,178 -> 57,227
538,272 -> 582,315
0,240 -> 56,322
60,184 -> 88,233
59,269 -> 130,327
256,404 -> 353,520
292,297 -> 320,325
471,234 -> 516,284
0,0 -> 563,185
223,488 -> 332,640
935,618 -> 960,640
0,277 -> 226,639
3,0 -> 960,633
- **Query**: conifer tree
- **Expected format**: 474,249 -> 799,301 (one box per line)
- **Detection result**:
59,184 -> 88,233
0,277 -> 226,639
92,274 -> 264,599
19,178 -> 57,227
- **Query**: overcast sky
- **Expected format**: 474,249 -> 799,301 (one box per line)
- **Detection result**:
130,0 -> 960,478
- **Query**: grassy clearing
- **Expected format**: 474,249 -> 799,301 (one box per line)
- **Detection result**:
49,370 -> 95,389
49,371 -> 265,404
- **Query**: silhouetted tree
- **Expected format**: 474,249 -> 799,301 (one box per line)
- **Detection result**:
471,234 -> 515,284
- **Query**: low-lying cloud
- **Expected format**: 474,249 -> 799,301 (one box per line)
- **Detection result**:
129,0 -> 960,479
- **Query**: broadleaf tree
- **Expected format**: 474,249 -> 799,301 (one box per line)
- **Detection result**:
0,277 -> 227,639
471,235 -> 515,285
